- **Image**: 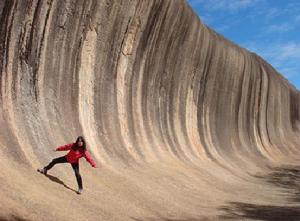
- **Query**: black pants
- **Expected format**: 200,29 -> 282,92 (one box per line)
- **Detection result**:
44,156 -> 83,189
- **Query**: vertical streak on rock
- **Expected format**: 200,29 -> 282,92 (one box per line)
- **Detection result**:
0,0 -> 15,101
0,0 -> 40,166
35,0 -> 54,101
131,0 -> 169,161
196,28 -> 219,161
78,14 -> 105,164
257,66 -> 273,159
116,12 -> 140,161
290,90 -> 300,131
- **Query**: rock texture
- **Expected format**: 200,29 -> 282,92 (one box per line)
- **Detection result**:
0,0 -> 300,220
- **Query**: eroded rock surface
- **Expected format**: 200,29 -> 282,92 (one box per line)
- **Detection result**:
0,1 -> 299,220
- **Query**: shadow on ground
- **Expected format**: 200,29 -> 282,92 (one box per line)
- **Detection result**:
0,214 -> 30,221
219,166 -> 300,220
256,166 -> 300,203
219,202 -> 300,221
44,174 -> 78,194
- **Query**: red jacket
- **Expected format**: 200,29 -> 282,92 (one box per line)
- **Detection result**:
56,143 -> 96,167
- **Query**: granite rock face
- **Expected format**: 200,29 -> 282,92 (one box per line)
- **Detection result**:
0,1 -> 299,220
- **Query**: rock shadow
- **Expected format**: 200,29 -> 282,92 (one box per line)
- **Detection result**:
219,202 -> 300,221
0,214 -> 30,221
254,166 -> 300,203
219,166 -> 300,220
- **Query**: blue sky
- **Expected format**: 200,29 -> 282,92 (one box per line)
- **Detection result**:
187,0 -> 300,90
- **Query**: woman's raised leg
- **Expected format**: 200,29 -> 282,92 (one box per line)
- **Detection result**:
41,156 -> 68,174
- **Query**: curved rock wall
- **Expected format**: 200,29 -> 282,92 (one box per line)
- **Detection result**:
0,0 -> 299,220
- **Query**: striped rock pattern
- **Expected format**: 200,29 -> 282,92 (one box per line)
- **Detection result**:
0,0 -> 299,220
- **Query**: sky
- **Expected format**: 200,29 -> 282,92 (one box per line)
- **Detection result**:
187,0 -> 300,90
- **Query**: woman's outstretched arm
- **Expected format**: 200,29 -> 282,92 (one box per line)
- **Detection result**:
83,151 -> 97,167
55,143 -> 73,151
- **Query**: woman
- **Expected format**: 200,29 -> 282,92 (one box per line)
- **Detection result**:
38,136 -> 97,194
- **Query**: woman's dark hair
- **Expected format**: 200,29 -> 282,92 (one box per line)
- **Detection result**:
73,136 -> 86,152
